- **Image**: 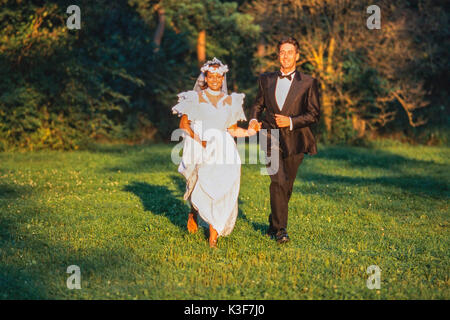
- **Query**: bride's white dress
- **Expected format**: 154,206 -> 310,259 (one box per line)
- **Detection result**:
172,90 -> 246,236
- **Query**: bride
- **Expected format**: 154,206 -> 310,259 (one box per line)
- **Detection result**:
172,57 -> 260,248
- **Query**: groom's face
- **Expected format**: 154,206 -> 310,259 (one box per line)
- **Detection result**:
279,43 -> 299,70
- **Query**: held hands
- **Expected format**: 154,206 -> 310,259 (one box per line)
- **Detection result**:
248,119 -> 262,136
247,115 -> 290,131
227,125 -> 252,138
275,114 -> 290,128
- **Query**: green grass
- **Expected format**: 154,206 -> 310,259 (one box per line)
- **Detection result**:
0,141 -> 449,299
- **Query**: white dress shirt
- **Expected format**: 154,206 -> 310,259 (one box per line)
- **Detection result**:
251,70 -> 294,131
275,71 -> 294,130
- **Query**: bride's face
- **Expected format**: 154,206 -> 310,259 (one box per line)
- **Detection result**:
205,66 -> 224,91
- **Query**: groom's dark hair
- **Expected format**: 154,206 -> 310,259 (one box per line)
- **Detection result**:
277,37 -> 300,53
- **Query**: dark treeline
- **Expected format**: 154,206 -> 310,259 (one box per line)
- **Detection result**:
0,0 -> 448,150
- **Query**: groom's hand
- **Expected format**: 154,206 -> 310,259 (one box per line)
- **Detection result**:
275,114 -> 291,128
248,119 -> 262,135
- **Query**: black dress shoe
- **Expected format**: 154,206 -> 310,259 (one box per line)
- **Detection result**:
276,228 -> 290,244
266,226 -> 277,239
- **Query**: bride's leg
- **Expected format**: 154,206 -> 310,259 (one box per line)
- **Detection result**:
209,224 -> 218,248
187,204 -> 198,233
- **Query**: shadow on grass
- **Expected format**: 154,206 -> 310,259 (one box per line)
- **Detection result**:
296,171 -> 449,199
0,184 -> 47,299
0,183 -> 49,299
285,144 -> 449,200
84,143 -> 146,154
313,145 -> 448,171
238,197 -> 269,237
103,144 -> 176,174
123,179 -> 190,232
0,182 -> 138,299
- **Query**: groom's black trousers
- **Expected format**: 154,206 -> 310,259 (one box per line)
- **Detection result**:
267,151 -> 304,232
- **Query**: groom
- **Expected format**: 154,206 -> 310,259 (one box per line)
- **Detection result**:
248,37 -> 321,244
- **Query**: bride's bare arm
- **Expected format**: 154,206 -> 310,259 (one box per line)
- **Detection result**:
227,123 -> 251,137
179,115 -> 207,148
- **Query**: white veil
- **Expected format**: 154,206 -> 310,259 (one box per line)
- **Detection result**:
193,57 -> 228,94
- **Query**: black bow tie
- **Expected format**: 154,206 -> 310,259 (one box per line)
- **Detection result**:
277,71 -> 295,81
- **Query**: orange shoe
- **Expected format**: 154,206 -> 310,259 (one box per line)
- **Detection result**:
187,212 -> 198,234
209,224 -> 218,248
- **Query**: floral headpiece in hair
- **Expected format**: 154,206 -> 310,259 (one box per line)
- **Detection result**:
200,57 -> 229,75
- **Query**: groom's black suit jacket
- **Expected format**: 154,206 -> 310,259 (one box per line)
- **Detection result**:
250,70 -> 321,158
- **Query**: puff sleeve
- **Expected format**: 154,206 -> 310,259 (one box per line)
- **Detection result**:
227,93 -> 247,127
171,90 -> 200,120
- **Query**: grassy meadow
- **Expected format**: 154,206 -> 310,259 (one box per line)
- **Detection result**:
0,141 -> 449,299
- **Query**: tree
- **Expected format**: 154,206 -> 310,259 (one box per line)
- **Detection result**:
242,0 -> 447,142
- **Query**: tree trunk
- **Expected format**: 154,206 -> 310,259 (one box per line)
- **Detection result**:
323,37 -> 335,138
197,30 -> 206,66
257,42 -> 265,57
321,85 -> 333,137
256,39 -> 266,73
352,114 -> 366,137
153,6 -> 165,51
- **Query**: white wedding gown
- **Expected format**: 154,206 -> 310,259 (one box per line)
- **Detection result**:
172,90 -> 246,236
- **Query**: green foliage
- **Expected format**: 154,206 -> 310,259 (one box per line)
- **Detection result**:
0,0 -> 260,150
242,0 -> 450,145
0,0 -> 448,150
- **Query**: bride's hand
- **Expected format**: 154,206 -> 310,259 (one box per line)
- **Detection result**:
247,128 -> 258,136
229,127 -> 250,138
